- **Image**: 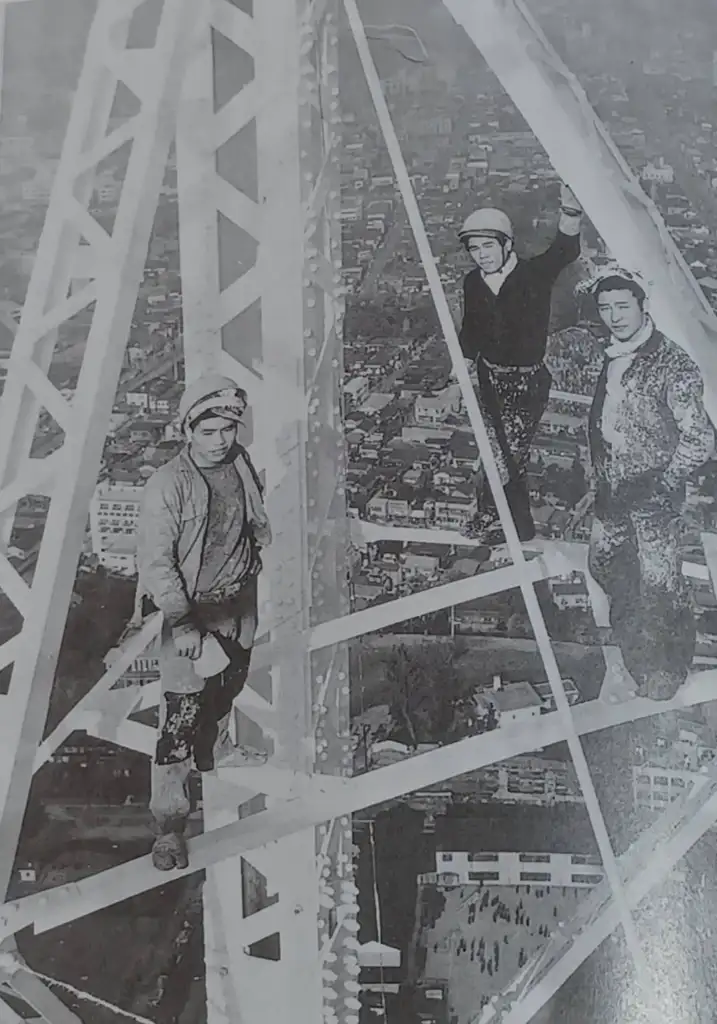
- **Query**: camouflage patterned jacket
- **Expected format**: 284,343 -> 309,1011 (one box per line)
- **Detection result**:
588,328 -> 715,512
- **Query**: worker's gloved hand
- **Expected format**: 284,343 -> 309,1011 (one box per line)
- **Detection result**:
173,625 -> 203,660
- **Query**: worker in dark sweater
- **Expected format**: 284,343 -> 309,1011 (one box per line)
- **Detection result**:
458,184 -> 583,544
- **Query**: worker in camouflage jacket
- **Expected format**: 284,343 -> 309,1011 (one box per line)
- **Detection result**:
135,374 -> 272,871
576,266 -> 715,700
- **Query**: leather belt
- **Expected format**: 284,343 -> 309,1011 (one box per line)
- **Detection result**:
197,578 -> 251,605
481,357 -> 543,375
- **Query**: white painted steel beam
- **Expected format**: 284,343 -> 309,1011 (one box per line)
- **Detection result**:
173,0 -> 350,1020
487,772 -> 717,1023
442,0 -> 717,424
3,669 -> 716,942
1,1 -> 713,1020
343,0 -> 648,980
0,0 -> 202,908
436,1 -> 717,1010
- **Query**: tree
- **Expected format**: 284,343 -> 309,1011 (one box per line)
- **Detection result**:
386,640 -> 471,745
386,646 -> 421,749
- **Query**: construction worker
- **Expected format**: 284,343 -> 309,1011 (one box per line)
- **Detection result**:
135,374 -> 272,871
458,184 -> 583,544
577,265 -> 714,700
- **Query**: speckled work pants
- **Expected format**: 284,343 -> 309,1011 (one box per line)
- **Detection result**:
474,360 -> 552,536
588,501 -> 695,698
150,579 -> 258,835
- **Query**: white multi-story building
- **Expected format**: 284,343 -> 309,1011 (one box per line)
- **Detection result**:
89,480 -> 144,576
633,725 -> 717,813
414,388 -> 460,426
632,765 -> 697,814
433,850 -> 604,888
339,194 -> 363,222
641,159 -> 675,185
125,387 -> 175,415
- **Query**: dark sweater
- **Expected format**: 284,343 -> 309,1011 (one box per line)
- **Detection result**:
458,230 -> 581,367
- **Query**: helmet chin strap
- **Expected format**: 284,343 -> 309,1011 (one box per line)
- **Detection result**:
482,237 -> 513,275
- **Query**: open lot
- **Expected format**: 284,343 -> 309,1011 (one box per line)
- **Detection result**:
420,882 -> 586,1023
351,634 -> 606,717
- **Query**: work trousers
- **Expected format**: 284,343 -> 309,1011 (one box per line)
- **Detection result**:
588,499 -> 695,699
150,580 -> 258,835
474,360 -> 552,536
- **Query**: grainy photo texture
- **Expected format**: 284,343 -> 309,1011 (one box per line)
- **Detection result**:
0,1 -> 714,1023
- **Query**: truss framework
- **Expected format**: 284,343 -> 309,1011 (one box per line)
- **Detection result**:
0,1 -> 714,1023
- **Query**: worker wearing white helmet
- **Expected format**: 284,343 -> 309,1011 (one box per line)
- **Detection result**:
134,374 -> 272,871
458,184 -> 584,544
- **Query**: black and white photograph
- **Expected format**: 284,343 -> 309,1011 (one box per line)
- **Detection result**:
0,1 -> 715,1023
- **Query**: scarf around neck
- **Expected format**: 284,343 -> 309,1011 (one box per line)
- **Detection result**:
482,251 -> 518,295
604,314 -> 654,360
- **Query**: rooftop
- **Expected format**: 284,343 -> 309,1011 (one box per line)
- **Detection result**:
487,681 -> 543,712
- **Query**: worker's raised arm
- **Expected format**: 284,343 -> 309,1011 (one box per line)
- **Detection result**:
531,183 -> 583,281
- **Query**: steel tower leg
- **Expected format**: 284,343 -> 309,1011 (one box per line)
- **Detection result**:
175,1 -> 353,1021
1,1 -> 713,1021
0,0 -> 200,915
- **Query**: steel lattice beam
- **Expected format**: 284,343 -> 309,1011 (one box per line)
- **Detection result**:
0,1 -> 352,1022
443,0 -> 717,422
0,0 -> 202,910
174,0 -> 354,1021
481,769 -> 717,1023
0,1 -> 714,1022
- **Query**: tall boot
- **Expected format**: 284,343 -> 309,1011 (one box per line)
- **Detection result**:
193,643 -> 253,772
504,478 -> 535,542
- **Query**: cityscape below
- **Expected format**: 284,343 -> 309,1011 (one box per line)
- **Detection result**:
0,1 -> 715,1023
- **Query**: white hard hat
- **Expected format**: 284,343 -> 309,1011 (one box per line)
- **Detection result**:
459,208 -> 514,244
575,263 -> 648,299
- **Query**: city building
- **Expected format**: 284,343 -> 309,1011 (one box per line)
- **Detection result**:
475,677 -> 543,729
339,194 -> 363,222
632,723 -> 717,814
641,158 -> 675,185
432,850 -> 604,889
125,380 -> 181,415
532,678 -> 580,709
548,577 -> 591,611
415,387 -> 461,426
632,764 -> 697,814
89,479 -> 143,575
401,552 -> 440,578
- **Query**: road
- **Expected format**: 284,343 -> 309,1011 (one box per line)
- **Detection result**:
361,217 -> 405,296
361,88 -> 478,297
